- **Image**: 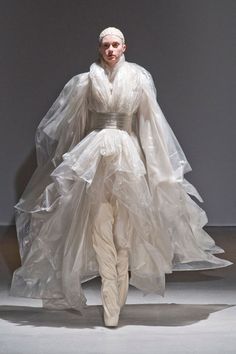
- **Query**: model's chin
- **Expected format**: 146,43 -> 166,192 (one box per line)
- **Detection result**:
108,58 -> 117,62
104,57 -> 118,66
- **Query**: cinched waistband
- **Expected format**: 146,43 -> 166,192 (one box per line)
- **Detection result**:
87,111 -> 133,134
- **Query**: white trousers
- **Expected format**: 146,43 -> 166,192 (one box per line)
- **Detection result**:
92,201 -> 130,326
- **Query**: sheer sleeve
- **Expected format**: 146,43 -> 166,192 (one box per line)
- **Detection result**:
15,72 -> 90,214
137,67 -> 203,202
36,73 -> 89,167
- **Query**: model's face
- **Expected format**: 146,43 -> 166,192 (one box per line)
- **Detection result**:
99,35 -> 126,67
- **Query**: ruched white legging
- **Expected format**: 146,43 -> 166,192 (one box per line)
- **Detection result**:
92,201 -> 130,326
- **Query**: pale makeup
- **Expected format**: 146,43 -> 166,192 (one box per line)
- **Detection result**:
99,35 -> 126,67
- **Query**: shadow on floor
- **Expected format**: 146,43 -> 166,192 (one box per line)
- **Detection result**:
0,303 -> 234,329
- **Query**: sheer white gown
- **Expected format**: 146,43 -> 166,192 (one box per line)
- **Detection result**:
10,55 -> 232,310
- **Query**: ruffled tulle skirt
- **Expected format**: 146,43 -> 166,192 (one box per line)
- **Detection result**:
10,129 -> 232,309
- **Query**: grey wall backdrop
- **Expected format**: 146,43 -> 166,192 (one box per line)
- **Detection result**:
0,0 -> 235,226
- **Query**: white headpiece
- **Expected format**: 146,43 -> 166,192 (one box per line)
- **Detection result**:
99,27 -> 125,43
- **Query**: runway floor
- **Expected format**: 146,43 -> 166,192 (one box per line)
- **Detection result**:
0,226 -> 235,354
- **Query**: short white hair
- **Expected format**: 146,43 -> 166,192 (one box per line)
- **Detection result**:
99,27 -> 125,44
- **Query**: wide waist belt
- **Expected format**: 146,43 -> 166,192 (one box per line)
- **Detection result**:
88,111 -> 133,134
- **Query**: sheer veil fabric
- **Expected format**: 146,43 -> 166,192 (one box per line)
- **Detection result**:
10,55 -> 232,310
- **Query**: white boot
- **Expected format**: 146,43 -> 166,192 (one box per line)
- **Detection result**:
117,248 -> 129,308
92,202 -> 120,327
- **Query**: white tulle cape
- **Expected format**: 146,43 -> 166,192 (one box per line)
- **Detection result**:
10,56 -> 232,310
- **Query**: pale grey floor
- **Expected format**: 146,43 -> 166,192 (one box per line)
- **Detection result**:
0,226 -> 235,354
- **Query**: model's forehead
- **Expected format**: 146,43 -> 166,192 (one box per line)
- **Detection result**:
101,35 -> 122,44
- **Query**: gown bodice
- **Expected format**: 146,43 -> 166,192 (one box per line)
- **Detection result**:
87,57 -> 142,115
